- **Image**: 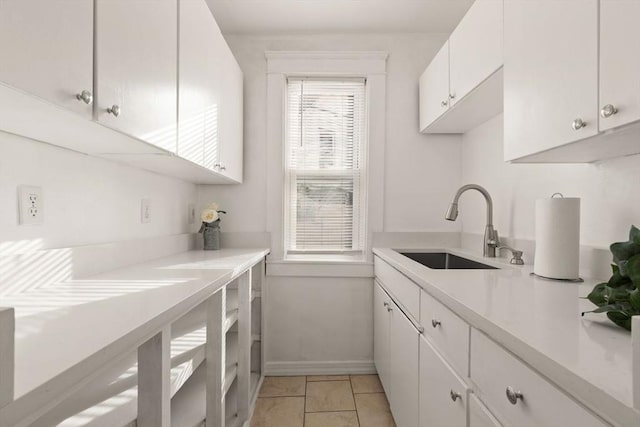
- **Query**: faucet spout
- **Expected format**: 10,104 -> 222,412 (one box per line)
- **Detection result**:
445,184 -> 497,257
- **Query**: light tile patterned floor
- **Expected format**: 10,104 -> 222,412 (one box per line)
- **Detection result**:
251,375 -> 396,427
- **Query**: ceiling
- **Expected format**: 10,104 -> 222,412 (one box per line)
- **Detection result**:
206,0 -> 475,35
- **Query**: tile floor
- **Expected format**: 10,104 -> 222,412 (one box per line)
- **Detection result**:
250,375 -> 396,427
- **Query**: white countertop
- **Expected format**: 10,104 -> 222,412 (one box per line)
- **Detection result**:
373,247 -> 638,427
1,248 -> 268,408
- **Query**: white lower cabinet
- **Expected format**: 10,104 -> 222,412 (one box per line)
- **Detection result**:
470,328 -> 608,427
419,336 -> 468,427
373,281 -> 391,391
388,298 -> 420,427
469,394 -> 502,427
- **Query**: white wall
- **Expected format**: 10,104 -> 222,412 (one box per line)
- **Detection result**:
460,114 -> 640,248
198,33 -> 462,371
198,33 -> 462,235
0,131 -> 198,255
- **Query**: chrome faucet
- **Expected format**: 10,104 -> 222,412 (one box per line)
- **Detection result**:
445,184 -> 499,257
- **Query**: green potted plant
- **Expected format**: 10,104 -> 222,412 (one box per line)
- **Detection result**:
583,225 -> 640,331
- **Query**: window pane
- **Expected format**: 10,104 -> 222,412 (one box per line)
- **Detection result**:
285,78 -> 367,253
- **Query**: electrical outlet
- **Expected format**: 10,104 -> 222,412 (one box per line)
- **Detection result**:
18,186 -> 43,225
188,204 -> 196,224
141,198 -> 151,224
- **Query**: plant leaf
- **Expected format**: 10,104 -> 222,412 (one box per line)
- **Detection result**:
606,311 -> 632,330
608,267 -> 631,287
611,241 -> 640,265
630,289 -> 640,311
627,254 -> 640,285
586,283 -> 609,306
630,225 -> 640,244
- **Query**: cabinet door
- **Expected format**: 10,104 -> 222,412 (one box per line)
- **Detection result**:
389,300 -> 419,427
95,0 -> 177,153
469,394 -> 502,427
449,0 -> 503,107
503,0 -> 598,161
419,41 -> 450,132
599,0 -> 640,131
373,282 -> 391,392
213,36 -> 243,182
419,337 -> 468,427
178,0 -> 217,166
0,0 -> 93,118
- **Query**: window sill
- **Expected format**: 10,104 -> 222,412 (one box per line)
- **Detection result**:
266,257 -> 374,278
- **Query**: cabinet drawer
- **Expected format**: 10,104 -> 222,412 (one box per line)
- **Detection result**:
420,290 -> 469,376
419,336 -> 468,427
469,394 -> 502,427
470,329 -> 609,427
374,256 -> 420,320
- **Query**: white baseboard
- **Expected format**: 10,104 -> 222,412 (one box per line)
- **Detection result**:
264,360 -> 376,376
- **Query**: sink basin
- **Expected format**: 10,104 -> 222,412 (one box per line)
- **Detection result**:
399,252 -> 497,270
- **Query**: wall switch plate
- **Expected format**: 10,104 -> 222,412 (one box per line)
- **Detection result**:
188,204 -> 196,224
18,186 -> 43,225
141,198 -> 151,224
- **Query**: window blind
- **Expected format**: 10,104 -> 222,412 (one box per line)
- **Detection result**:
284,78 -> 367,253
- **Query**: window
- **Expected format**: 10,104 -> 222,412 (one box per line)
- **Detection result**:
284,78 -> 368,255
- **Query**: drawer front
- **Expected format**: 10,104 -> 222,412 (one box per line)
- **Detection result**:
419,336 -> 468,427
470,329 -> 609,427
469,394 -> 502,427
421,290 -> 470,376
374,256 -> 420,320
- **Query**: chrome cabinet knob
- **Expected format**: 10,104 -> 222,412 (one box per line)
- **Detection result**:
450,390 -> 462,402
220,165 -> 227,171
107,104 -> 121,117
600,104 -> 618,118
449,93 -> 456,100
505,386 -> 523,405
76,90 -> 93,105
441,100 -> 448,107
431,319 -> 441,328
383,302 -> 389,308
571,118 -> 586,130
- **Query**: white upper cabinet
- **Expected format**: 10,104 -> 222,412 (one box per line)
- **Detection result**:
599,0 -> 640,132
419,0 -> 503,134
419,41 -> 450,131
503,0 -> 599,161
95,0 -> 178,153
449,0 -> 503,108
0,0 -> 94,118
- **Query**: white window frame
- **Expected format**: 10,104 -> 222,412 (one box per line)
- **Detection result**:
265,51 -> 388,263
283,77 -> 368,256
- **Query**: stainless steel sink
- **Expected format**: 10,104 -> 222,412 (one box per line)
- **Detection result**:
399,252 -> 498,270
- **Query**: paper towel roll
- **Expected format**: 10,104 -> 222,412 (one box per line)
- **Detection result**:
534,195 -> 581,280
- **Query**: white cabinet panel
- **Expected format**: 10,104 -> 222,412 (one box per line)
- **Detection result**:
95,0 -> 177,153
599,0 -> 640,131
469,394 -> 502,427
419,41 -> 450,131
504,0 -> 598,161
470,329 -> 608,427
389,298 -> 419,427
374,256 -> 420,320
0,0 -> 93,118
420,290 -> 469,377
449,0 -> 503,107
373,282 -> 391,392
419,337 -> 468,427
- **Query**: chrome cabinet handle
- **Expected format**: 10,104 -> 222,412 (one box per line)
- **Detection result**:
571,118 -> 586,130
450,390 -> 462,402
431,319 -> 441,328
76,90 -> 93,105
600,104 -> 618,118
441,100 -> 448,107
505,386 -> 523,405
107,105 -> 121,117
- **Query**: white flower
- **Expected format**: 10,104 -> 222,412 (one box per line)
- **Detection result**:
201,209 -> 219,223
